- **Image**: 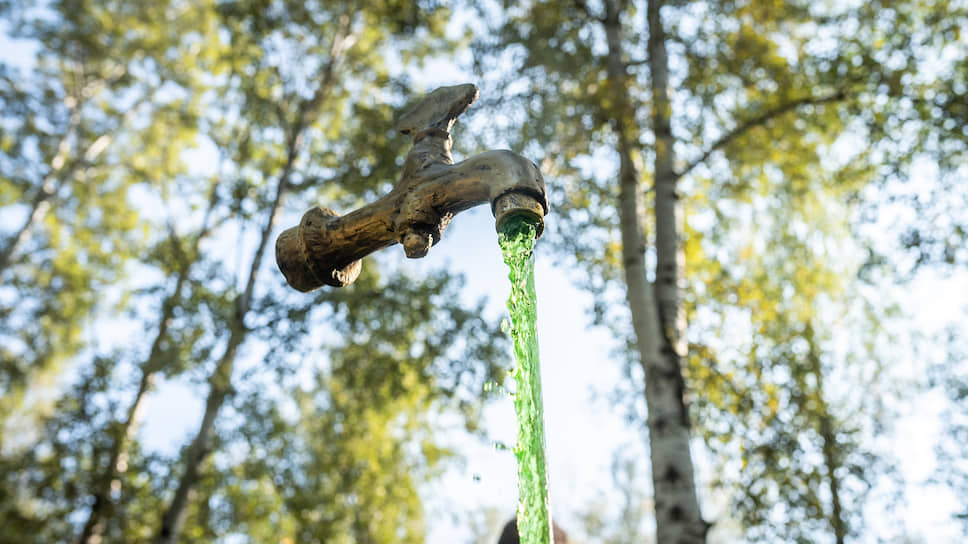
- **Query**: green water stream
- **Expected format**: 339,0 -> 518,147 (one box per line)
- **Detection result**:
499,216 -> 553,544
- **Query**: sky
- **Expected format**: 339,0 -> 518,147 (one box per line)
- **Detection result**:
3,10 -> 968,544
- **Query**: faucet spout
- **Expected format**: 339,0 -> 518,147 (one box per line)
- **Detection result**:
275,83 -> 548,291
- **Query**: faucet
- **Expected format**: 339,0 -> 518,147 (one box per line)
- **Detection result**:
275,83 -> 549,291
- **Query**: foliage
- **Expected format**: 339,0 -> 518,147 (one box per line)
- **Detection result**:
0,354 -> 170,543
685,188 -> 902,542
471,0 -> 966,541
2,0 -> 966,542
0,0 -> 507,542
203,269 -> 505,544
0,0 -> 203,443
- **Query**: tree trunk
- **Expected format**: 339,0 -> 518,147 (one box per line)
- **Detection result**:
820,412 -> 847,544
0,184 -> 56,272
806,324 -> 847,544
79,195 -> 216,544
648,0 -> 687,359
602,1 -> 708,542
154,327 -> 243,544
154,180 -> 287,544
153,48 -> 340,537
644,0 -> 708,540
79,370 -> 157,544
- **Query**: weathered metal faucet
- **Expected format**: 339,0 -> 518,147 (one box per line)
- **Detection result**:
275,83 -> 549,291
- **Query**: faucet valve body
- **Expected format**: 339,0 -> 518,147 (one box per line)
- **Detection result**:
276,84 -> 548,291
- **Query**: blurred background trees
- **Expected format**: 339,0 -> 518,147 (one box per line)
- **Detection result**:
1,0 -> 965,543
1,1 -> 503,542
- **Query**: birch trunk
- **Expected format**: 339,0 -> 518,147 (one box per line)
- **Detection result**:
648,0 -> 687,359
644,0 -> 707,540
602,1 -> 708,542
154,327 -> 244,544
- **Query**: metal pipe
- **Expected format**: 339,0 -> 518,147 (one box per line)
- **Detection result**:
276,83 -> 548,291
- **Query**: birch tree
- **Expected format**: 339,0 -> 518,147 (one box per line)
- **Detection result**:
472,0 -> 966,540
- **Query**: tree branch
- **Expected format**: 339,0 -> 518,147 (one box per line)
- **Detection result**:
674,89 -> 847,180
237,17 -> 348,321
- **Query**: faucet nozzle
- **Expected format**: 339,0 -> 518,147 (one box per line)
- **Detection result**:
494,191 -> 546,238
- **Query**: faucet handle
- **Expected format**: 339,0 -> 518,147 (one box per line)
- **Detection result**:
396,83 -> 479,136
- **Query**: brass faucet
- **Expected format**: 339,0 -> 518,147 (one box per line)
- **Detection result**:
275,83 -> 549,291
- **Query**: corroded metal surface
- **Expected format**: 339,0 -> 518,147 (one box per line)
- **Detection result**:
275,83 -> 548,291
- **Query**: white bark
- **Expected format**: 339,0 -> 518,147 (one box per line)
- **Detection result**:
644,0 -> 707,540
601,1 -> 708,542
648,0 -> 687,360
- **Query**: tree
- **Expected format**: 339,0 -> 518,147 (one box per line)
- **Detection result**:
577,444 -> 656,543
475,1 -> 708,539
2,1 -> 508,542
472,0 -> 966,541
133,1 -> 486,541
77,183 -> 224,544
931,324 -> 968,533
5,0 -> 965,541
0,353 -> 173,543
685,198 -> 904,542
0,0 -> 200,443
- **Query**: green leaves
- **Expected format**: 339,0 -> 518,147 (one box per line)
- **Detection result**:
3,0 -> 964,541
474,0 -> 966,540
2,1 -> 508,542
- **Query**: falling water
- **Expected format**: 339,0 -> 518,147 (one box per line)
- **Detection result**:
499,216 -> 553,544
